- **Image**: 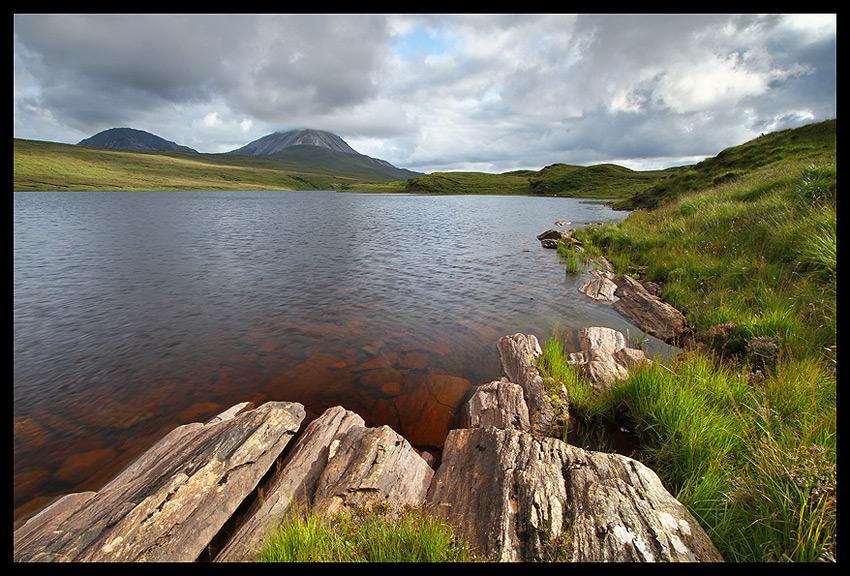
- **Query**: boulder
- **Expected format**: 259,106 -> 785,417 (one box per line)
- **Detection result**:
427,426 -> 724,562
579,257 -> 619,302
461,379 -> 530,431
496,334 -> 555,436
568,327 -> 650,390
214,405 -> 365,561
13,401 -> 305,562
215,405 -> 434,561
537,229 -> 578,249
612,275 -> 688,344
579,269 -> 619,302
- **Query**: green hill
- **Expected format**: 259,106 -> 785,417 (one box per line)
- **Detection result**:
618,119 -> 837,209
13,138 -> 412,192
403,161 -> 678,198
14,120 -> 836,200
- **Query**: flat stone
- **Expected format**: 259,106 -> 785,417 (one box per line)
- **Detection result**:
13,401 -> 305,562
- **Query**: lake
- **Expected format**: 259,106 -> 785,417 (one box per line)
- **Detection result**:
14,190 -> 653,525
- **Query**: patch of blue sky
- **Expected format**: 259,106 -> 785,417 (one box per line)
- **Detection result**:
393,26 -> 452,61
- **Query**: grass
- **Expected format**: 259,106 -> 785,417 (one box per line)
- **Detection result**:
13,138 -> 412,192
403,162 -> 675,197
537,124 -> 837,562
256,502 -> 476,562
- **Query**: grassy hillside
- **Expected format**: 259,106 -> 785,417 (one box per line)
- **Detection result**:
403,170 -> 534,195
618,119 -> 837,209
403,162 -> 677,198
539,118 -> 836,562
13,138 -> 411,192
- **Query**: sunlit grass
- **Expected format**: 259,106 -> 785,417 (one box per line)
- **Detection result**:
542,149 -> 836,561
257,503 -> 476,562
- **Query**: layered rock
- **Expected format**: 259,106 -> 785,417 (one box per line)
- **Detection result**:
568,326 -> 650,390
14,334 -> 721,564
13,401 -> 305,562
496,334 -> 556,436
460,379 -> 530,431
427,426 -> 723,562
612,274 -> 688,344
432,332 -> 720,562
214,405 -> 434,561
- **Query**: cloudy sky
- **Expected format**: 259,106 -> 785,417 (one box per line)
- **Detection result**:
14,13 -> 836,173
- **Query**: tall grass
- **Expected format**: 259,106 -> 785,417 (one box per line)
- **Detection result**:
257,502 -> 476,562
543,158 -> 836,562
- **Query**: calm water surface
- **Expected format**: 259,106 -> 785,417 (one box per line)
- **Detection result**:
14,190 -> 651,525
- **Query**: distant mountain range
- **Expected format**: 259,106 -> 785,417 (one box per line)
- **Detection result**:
76,127 -> 418,178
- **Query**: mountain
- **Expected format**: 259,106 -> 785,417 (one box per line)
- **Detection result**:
228,129 -> 359,156
229,128 -> 420,179
78,127 -> 197,153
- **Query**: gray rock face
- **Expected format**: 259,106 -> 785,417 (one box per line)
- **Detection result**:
214,405 -> 366,561
427,426 -> 724,562
13,336 -> 720,564
215,405 -> 434,562
461,379 -> 531,431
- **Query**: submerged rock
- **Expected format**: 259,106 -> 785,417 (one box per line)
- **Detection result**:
14,334 -> 722,564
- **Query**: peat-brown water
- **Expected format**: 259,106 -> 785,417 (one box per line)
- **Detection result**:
14,190 -> 652,526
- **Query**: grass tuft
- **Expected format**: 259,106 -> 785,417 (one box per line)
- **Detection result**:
257,502 -> 476,563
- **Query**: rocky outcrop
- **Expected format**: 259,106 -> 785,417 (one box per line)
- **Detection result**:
461,379 -> 530,431
13,401 -> 305,562
14,334 -> 720,563
496,333 -> 557,436
431,332 -> 720,562
427,426 -> 723,562
568,326 -> 650,390
218,405 -> 433,562
612,274 -> 688,344
537,228 -> 578,249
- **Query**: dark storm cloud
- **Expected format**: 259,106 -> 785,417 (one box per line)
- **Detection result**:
14,13 -> 836,172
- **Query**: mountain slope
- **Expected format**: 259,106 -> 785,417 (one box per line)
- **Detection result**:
78,127 -> 197,153
229,128 -> 419,180
228,129 -> 358,155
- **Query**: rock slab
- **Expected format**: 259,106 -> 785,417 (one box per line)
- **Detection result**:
215,405 -> 434,562
612,274 -> 688,343
568,326 -> 650,390
13,401 -> 305,562
427,426 -> 724,562
496,333 -> 555,436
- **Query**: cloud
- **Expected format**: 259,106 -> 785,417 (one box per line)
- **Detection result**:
14,13 -> 836,173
